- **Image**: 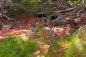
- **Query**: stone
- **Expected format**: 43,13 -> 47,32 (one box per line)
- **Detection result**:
43,27 -> 54,37
51,17 -> 67,25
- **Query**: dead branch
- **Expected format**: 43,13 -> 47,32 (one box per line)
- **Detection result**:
0,12 -> 11,20
56,7 -> 75,13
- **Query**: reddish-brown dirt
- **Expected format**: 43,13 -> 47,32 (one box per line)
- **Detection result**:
0,13 -> 86,38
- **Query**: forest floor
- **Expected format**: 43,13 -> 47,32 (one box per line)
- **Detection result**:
0,13 -> 86,57
0,13 -> 86,39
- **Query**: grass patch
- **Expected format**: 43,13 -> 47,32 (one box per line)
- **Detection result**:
0,37 -> 37,57
0,31 -> 86,57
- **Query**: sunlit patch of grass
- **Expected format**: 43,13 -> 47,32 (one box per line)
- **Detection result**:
69,34 -> 84,51
45,32 -> 86,57
78,27 -> 86,45
63,33 -> 86,57
0,26 -> 86,57
0,37 -> 22,57
0,37 -> 37,57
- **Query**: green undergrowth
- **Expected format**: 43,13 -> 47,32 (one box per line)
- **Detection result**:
0,32 -> 86,57
0,37 -> 37,57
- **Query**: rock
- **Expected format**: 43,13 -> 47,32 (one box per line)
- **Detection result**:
43,27 -> 54,37
51,17 -> 67,25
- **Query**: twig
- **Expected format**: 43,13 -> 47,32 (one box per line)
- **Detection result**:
3,14 -> 11,20
56,7 -> 75,13
0,12 -> 11,20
